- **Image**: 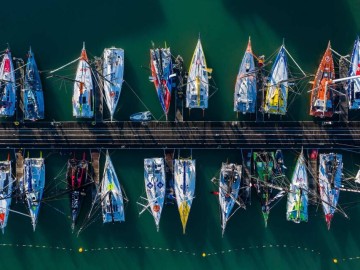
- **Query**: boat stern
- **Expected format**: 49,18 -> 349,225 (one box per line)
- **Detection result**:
262,209 -> 269,228
32,222 -> 37,232
325,213 -> 333,230
179,201 -> 191,234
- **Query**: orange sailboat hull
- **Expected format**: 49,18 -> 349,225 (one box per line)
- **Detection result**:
309,42 -> 335,118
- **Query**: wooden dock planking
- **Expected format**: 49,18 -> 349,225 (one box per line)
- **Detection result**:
94,57 -> 104,122
174,55 -> 185,122
307,149 -> 318,205
91,150 -> 100,187
164,149 -> 175,203
338,56 -> 349,122
15,150 -> 24,189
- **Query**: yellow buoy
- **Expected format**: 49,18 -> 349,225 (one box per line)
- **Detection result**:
79,247 -> 84,253
202,252 -> 206,257
333,258 -> 338,264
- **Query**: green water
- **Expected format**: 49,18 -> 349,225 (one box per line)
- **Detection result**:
1,0 -> 360,269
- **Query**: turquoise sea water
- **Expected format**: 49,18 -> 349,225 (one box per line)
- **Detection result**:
1,0 -> 360,269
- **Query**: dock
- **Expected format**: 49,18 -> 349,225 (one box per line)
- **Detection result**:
16,59 -> 25,122
15,150 -> 24,191
164,149 -> 174,174
91,150 -> 100,187
94,57 -> 104,122
256,60 -> 266,122
307,149 -> 318,205
240,150 -> 252,205
338,56 -> 349,122
0,121 -> 360,149
174,55 -> 185,122
164,149 -> 175,203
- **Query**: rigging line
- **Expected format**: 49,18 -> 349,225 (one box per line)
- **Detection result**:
77,211 -> 102,236
85,58 -> 115,87
122,80 -> 158,120
331,49 -> 351,64
208,87 -> 219,99
283,46 -> 306,76
53,162 -> 68,180
268,192 -> 286,211
46,74 -> 82,84
41,181 -> 94,202
13,63 -> 27,73
9,209 -> 31,218
264,49 -> 278,64
78,194 -> 101,233
49,57 -> 80,74
210,175 -> 245,210
42,201 -> 68,217
0,178 -> 16,193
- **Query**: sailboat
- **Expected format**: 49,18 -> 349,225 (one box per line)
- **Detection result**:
150,46 -> 173,120
318,153 -> 342,229
218,162 -> 242,235
0,158 -> 13,234
67,153 -> 88,231
22,153 -> 45,231
174,158 -> 196,234
0,49 -> 16,117
101,151 -> 125,223
348,36 -> 360,109
23,48 -> 45,121
141,158 -> 166,231
264,45 -> 288,115
253,151 -> 285,227
186,38 -> 212,110
234,38 -> 257,114
286,150 -> 308,223
309,42 -> 335,118
103,47 -> 124,121
73,43 -> 94,118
